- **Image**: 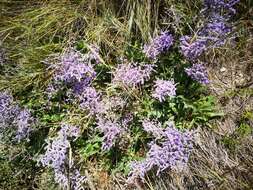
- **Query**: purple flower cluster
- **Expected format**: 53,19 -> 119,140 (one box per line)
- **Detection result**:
0,91 -> 15,127
54,50 -> 96,86
200,12 -> 234,47
40,124 -> 80,166
112,63 -> 154,87
128,120 -> 193,181
71,169 -> 87,190
15,109 -> 33,142
203,0 -> 240,14
185,63 -> 209,84
144,32 -> 174,60
180,0 -> 239,60
0,91 -> 33,142
152,79 -> 176,102
39,124 -> 85,189
78,87 -> 101,115
96,117 -> 123,151
179,35 -> 208,60
46,47 -> 101,100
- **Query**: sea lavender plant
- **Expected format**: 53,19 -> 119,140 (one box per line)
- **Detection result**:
203,0 -> 240,15
180,0 -> 239,60
54,50 -> 96,86
180,35 -> 208,60
15,109 -> 33,142
112,63 -> 154,87
152,79 -> 176,102
40,134 -> 69,170
70,169 -> 87,190
0,91 -> 14,114
77,87 -> 101,114
0,91 -> 15,128
0,91 -> 34,142
143,32 -> 173,60
185,63 -> 209,84
199,12 -> 234,47
96,117 -> 123,151
39,124 -> 84,189
128,121 -> 193,182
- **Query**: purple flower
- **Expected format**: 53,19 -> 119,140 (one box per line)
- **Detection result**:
0,91 -> 13,112
180,1 -> 239,60
59,123 -> 81,139
40,135 -> 69,170
0,91 -> 15,128
121,113 -> 134,128
128,121 -> 194,182
15,109 -> 33,142
180,35 -> 208,60
0,91 -> 34,142
203,0 -> 240,14
54,50 -> 96,86
144,32 -> 173,60
96,117 -> 123,151
77,87 -> 101,114
71,169 -> 86,190
54,169 -> 69,189
39,124 -> 84,189
152,79 -> 176,102
185,63 -> 209,84
199,13 -> 234,47
113,63 -> 154,87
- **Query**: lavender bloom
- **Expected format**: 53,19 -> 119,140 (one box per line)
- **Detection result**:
128,122 -> 193,182
144,32 -> 173,60
39,124 -> 84,189
0,91 -> 34,142
15,109 -> 33,142
121,113 -> 134,128
203,0 -> 240,14
40,135 -> 69,170
0,91 -> 15,128
54,169 -> 69,189
127,160 -> 150,182
199,13 -> 233,47
0,91 -> 13,112
71,169 -> 86,190
152,79 -> 176,102
78,87 -> 101,114
113,63 -> 154,87
96,117 -> 123,151
180,1 -> 239,60
39,124 -> 80,168
59,123 -> 80,139
180,35 -> 208,60
54,50 -> 96,86
185,63 -> 209,84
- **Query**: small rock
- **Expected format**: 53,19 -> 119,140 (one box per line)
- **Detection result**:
220,67 -> 227,72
